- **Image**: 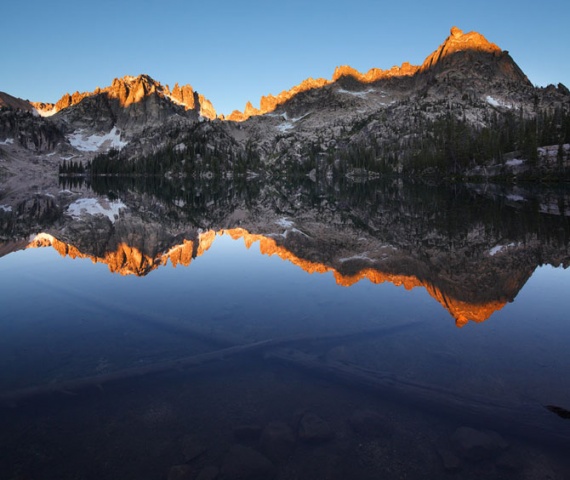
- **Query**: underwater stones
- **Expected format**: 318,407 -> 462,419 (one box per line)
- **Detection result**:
495,450 -> 523,472
195,465 -> 220,480
167,464 -> 194,480
298,412 -> 334,443
220,444 -> 276,480
451,427 -> 509,461
260,421 -> 296,461
180,435 -> 207,462
436,444 -> 462,472
233,424 -> 262,443
349,409 -> 394,438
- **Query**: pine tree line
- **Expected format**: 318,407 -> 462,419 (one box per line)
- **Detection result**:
57,103 -> 570,181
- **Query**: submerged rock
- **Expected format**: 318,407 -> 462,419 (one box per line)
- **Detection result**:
298,412 -> 334,443
436,444 -> 462,472
180,435 -> 207,462
260,421 -> 296,462
349,409 -> 394,438
196,466 -> 220,480
495,451 -> 523,472
233,424 -> 262,443
451,427 -> 509,461
220,444 -> 276,480
168,464 -> 194,480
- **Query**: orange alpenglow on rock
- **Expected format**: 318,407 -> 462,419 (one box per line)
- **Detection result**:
419,26 -> 502,72
26,229 -> 507,326
221,229 -> 506,325
29,27 -> 514,121
332,268 -> 506,326
225,26 -> 504,121
31,74 -> 217,119
26,233 -> 196,276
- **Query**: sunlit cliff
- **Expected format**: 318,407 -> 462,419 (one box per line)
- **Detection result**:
31,75 -> 217,119
224,26 -> 526,121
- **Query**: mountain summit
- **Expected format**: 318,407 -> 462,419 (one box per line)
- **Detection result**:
421,26 -> 502,70
225,27 -> 531,121
32,74 -> 216,120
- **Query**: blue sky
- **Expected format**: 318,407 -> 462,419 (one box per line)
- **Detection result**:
2,0 -> 569,115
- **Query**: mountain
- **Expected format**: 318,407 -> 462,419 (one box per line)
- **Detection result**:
225,26 -> 530,121
31,74 -> 216,119
0,26 -> 569,183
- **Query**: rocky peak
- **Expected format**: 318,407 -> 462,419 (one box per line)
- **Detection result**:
228,77 -> 329,121
420,26 -> 502,71
30,74 -> 217,119
418,27 -> 531,87
168,82 -> 197,109
332,62 -> 419,83
197,94 -> 217,120
223,27 -> 522,122
108,74 -> 160,107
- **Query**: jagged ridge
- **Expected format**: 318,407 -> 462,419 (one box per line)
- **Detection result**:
31,74 -> 216,120
224,26 -> 530,121
12,26 -> 530,123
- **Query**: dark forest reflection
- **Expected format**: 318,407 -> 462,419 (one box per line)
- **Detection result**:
2,176 -> 570,326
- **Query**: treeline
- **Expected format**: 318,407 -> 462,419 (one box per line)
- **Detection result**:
88,173 -> 263,218
59,159 -> 90,175
401,107 -> 570,175
58,104 -> 570,181
262,105 -> 570,180
62,123 -> 262,178
320,105 -> 570,178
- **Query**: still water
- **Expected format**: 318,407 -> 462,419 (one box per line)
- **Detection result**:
1,178 -> 570,479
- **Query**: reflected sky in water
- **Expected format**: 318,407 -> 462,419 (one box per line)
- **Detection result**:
2,179 -> 570,479
2,231 -> 570,408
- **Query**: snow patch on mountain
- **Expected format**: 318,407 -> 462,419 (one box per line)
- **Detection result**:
277,122 -> 294,133
489,243 -> 518,256
507,194 -> 525,202
339,254 -> 374,262
486,96 -> 512,109
0,138 -> 14,145
337,88 -> 375,97
67,197 -> 126,222
276,113 -> 310,132
36,107 -> 57,117
0,205 -> 12,212
67,126 -> 128,152
276,218 -> 295,228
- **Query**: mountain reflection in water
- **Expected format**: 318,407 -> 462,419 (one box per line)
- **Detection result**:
26,228 -> 513,326
7,177 -> 570,327
1,177 -> 570,480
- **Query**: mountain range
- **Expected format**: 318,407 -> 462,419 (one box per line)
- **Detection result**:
1,26 -> 569,183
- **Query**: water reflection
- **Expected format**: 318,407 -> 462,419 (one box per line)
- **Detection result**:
2,178 -> 570,479
3,177 -> 570,327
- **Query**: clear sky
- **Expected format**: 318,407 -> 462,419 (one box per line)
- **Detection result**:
2,0 -> 569,115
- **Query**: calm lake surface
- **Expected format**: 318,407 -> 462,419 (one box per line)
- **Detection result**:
1,178 -> 570,479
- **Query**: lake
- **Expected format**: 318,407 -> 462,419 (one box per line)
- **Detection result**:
1,177 -> 570,479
